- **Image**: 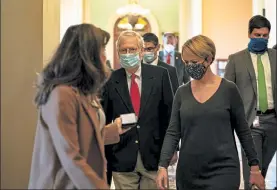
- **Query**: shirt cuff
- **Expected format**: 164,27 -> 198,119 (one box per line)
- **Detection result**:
248,158 -> 259,166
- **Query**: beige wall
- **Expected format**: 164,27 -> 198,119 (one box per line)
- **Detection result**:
202,0 -> 252,59
1,0 -> 43,188
60,0 -> 82,41
43,0 -> 60,66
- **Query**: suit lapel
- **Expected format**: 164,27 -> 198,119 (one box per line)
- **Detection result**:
114,69 -> 134,113
139,64 -> 154,119
244,49 -> 257,95
80,97 -> 106,163
268,49 -> 276,100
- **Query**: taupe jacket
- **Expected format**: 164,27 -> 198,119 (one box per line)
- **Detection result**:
28,85 -> 119,189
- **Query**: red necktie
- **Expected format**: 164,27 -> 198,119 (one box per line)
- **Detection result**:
130,74 -> 140,116
166,53 -> 171,64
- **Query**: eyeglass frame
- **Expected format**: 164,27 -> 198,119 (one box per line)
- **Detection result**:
118,48 -> 138,54
143,46 -> 158,52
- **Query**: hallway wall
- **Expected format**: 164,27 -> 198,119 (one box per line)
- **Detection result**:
60,0 -> 83,41
202,0 -> 252,59
1,0 -> 43,188
89,0 -> 179,34
264,0 -> 276,47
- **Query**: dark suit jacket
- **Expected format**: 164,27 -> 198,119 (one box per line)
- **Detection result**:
159,51 -> 190,85
102,63 -> 174,172
156,59 -> 179,94
224,48 -> 276,126
28,86 -> 120,189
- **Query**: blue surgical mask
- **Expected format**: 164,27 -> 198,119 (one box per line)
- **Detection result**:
185,62 -> 207,80
119,53 -> 141,69
143,52 -> 156,63
248,38 -> 268,54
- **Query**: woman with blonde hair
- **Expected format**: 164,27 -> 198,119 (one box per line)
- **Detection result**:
156,35 -> 265,190
29,24 -> 128,189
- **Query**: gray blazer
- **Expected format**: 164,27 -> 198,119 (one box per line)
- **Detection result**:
28,85 -> 120,189
224,48 -> 276,126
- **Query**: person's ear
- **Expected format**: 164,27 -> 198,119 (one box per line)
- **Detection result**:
248,31 -> 251,39
206,56 -> 213,64
175,37 -> 178,44
156,44 -> 160,51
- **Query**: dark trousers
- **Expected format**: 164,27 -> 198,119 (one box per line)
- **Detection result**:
106,165 -> 112,186
241,113 -> 277,189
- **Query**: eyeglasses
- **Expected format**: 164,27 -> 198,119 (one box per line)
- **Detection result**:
119,48 -> 138,54
144,47 -> 156,52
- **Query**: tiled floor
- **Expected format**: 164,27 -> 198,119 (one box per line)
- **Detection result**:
111,136 -> 276,189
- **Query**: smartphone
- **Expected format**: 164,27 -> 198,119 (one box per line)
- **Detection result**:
120,113 -> 137,129
251,185 -> 259,190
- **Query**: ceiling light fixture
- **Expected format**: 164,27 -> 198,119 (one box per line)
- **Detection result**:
116,0 -> 150,17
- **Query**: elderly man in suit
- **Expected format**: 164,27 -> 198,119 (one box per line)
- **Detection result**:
102,30 -> 174,189
158,32 -> 190,85
225,15 -> 276,190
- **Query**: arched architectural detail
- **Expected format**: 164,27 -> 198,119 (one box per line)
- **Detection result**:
112,16 -> 151,69
106,12 -> 159,69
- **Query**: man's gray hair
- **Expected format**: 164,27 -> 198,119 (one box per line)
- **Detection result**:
116,30 -> 144,52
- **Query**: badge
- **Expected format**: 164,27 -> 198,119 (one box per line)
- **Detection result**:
253,116 -> 260,128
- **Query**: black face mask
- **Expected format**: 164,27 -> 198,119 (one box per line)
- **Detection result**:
185,60 -> 208,80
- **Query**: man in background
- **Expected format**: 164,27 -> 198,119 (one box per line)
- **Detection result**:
158,32 -> 190,85
225,15 -> 276,190
142,32 -> 179,94
142,32 -> 179,167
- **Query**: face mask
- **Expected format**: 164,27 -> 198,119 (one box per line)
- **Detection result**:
164,44 -> 175,53
248,38 -> 268,54
143,52 -> 156,63
185,62 -> 207,80
119,53 -> 140,69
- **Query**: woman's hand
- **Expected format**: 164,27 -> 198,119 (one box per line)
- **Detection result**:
114,117 -> 130,135
169,151 -> 178,165
249,166 -> 265,190
156,167 -> 168,190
